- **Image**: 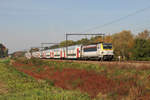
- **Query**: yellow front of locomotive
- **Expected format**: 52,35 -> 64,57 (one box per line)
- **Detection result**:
98,43 -> 114,60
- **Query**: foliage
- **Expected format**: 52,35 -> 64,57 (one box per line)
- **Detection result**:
0,59 -> 91,100
136,30 -> 150,40
131,38 -> 150,60
76,38 -> 91,45
112,30 -> 134,60
59,40 -> 75,47
13,58 -> 150,99
0,43 -> 8,58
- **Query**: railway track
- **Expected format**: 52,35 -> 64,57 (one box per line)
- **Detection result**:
42,59 -> 150,67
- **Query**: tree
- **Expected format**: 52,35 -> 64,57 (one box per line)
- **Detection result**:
0,43 -> 8,58
112,30 -> 134,60
76,38 -> 90,45
132,38 -> 150,60
104,35 -> 112,43
90,36 -> 103,43
136,30 -> 150,40
59,40 -> 75,47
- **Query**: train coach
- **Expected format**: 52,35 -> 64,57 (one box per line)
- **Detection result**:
26,42 -> 114,61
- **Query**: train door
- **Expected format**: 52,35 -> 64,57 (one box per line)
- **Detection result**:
97,44 -> 101,54
97,43 -> 103,59
80,46 -> 83,58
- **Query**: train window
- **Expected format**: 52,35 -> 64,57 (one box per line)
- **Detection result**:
67,54 -> 76,56
54,54 -> 60,56
83,47 -> 97,52
103,43 -> 112,49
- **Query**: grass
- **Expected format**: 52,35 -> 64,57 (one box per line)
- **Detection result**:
0,58 -> 91,100
17,58 -> 150,99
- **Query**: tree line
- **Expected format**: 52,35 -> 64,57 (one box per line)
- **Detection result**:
32,30 -> 150,61
111,30 -> 150,60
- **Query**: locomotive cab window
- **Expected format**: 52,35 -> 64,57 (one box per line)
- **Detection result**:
103,43 -> 112,49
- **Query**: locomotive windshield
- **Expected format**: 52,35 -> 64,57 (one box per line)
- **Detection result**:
103,43 -> 112,49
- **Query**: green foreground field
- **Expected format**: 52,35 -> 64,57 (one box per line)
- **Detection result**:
0,59 -> 90,100
0,58 -> 150,100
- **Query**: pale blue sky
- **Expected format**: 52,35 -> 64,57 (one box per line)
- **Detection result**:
0,0 -> 150,53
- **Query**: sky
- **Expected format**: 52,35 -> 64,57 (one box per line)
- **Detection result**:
0,0 -> 150,53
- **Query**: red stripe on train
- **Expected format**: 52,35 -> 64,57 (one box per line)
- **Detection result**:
77,48 -> 79,58
60,50 -> 62,58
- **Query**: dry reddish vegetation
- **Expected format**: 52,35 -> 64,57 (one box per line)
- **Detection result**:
13,62 -> 116,98
12,61 -> 150,99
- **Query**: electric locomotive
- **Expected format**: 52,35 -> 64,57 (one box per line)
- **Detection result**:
81,43 -> 113,60
25,42 -> 114,61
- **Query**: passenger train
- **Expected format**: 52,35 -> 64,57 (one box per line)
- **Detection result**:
25,43 -> 114,61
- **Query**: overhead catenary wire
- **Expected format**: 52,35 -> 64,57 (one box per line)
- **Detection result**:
82,5 -> 150,33
24,5 -> 150,53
